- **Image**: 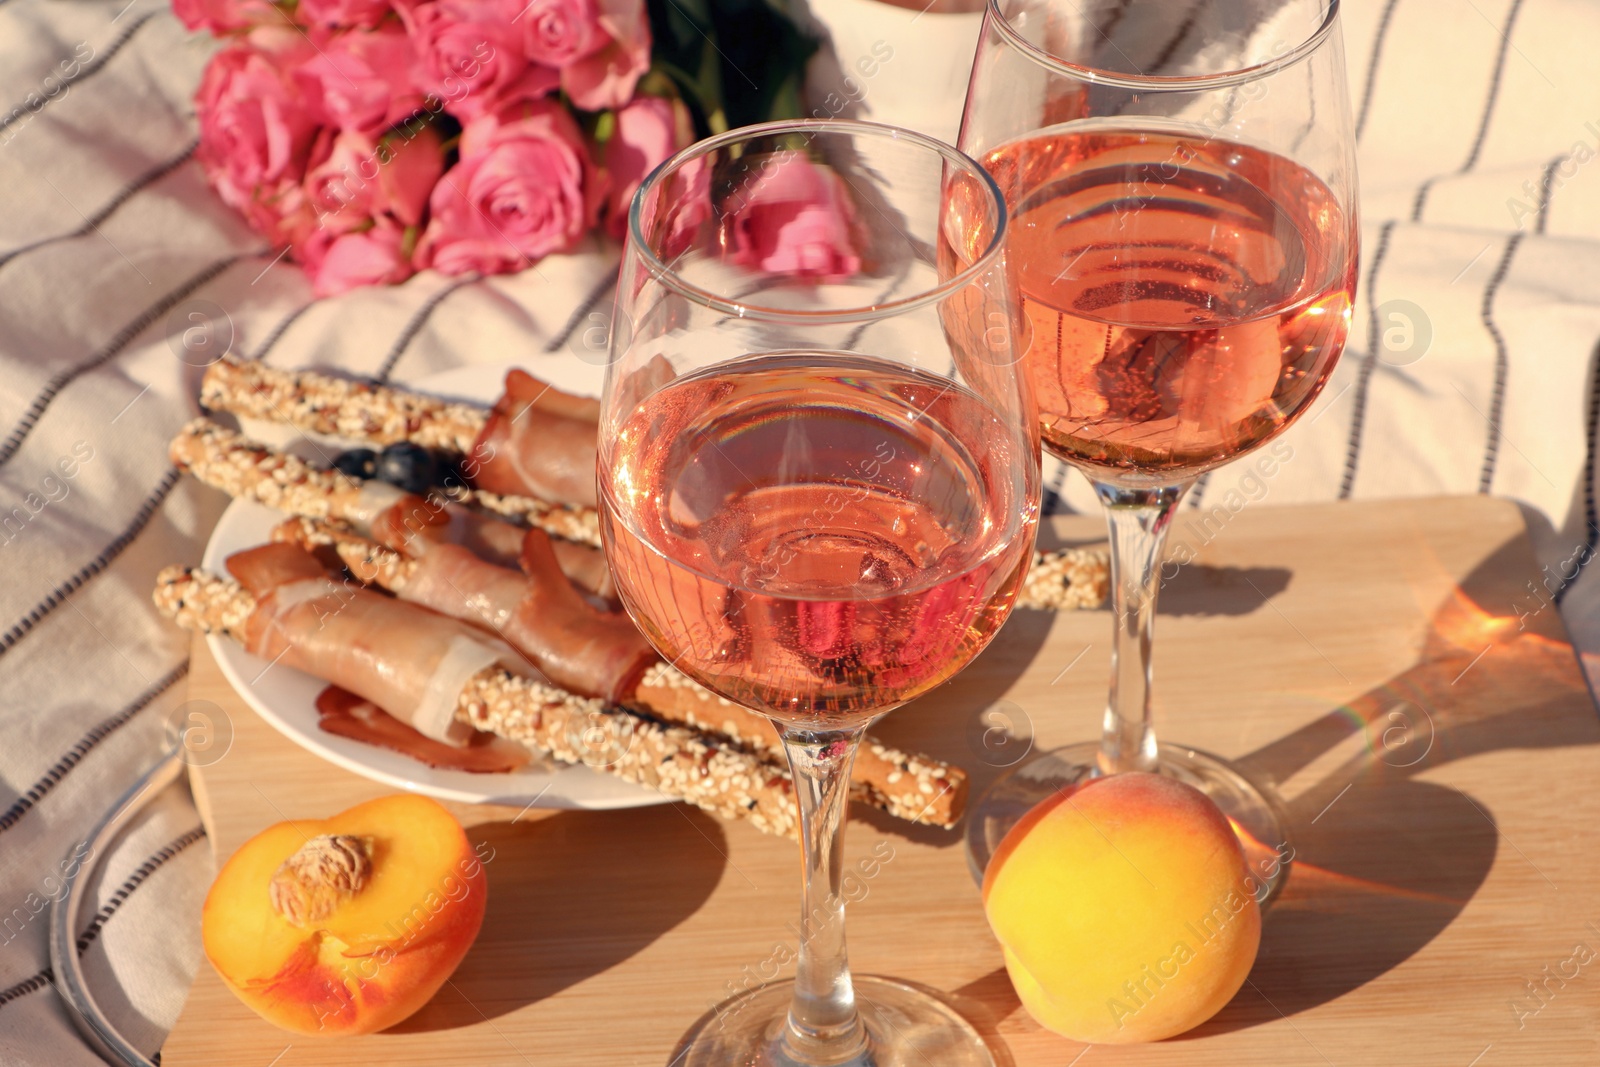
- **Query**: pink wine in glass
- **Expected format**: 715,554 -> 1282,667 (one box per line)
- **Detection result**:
600,353 -> 1035,730
974,127 -> 1355,480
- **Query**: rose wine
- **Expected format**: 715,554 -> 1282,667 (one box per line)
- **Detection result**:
959,127 -> 1355,480
600,353 -> 1035,729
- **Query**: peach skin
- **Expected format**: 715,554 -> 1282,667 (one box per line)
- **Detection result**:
202,794 -> 487,1035
982,772 -> 1260,1043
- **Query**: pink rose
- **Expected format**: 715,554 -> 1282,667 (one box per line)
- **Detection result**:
728,156 -> 861,282
297,0 -> 394,29
297,27 -> 423,133
299,219 -> 415,296
304,125 -> 444,232
195,41 -> 319,239
249,177 -> 322,247
172,0 -> 279,33
514,0 -> 603,67
600,96 -> 688,239
399,0 -> 530,119
561,0 -> 649,111
415,98 -> 597,275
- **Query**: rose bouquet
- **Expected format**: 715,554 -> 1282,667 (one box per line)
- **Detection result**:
176,0 -> 816,294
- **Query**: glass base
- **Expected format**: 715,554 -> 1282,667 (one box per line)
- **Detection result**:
964,741 -> 1293,905
667,976 -> 998,1067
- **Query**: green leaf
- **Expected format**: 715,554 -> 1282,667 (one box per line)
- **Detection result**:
703,0 -> 819,128
647,0 -> 819,132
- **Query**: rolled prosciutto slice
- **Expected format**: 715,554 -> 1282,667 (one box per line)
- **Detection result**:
364,492 -> 613,601
314,686 -> 533,774
471,369 -> 600,507
225,543 -> 529,745
392,530 -> 653,702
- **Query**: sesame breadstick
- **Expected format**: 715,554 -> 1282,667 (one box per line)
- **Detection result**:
272,515 -> 418,590
629,663 -> 967,827
170,418 -> 600,546
199,360 -> 1112,611
1019,546 -> 1111,612
181,417 -> 1106,611
201,356 -> 487,453
269,515 -> 969,827
153,565 -> 800,838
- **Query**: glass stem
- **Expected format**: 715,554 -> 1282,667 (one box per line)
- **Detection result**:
779,725 -> 869,1065
1093,481 -> 1191,776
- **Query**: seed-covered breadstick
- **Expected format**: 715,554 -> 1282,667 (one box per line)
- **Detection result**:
632,662 -> 967,825
1020,546 -> 1111,612
182,417 -> 1107,614
201,356 -> 487,453
170,417 -> 601,546
154,565 -> 800,838
274,515 -> 419,589
269,515 -> 970,827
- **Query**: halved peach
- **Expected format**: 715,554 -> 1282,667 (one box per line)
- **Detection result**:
202,794 -> 486,1035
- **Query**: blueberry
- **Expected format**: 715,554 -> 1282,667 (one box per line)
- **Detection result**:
332,448 -> 378,480
375,442 -> 441,494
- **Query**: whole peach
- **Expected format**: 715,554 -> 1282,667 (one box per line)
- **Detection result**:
982,772 -> 1261,1043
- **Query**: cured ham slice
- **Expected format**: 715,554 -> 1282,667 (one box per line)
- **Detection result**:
395,532 -> 652,702
270,501 -> 648,703
314,686 -> 533,774
364,493 -> 614,601
224,543 -> 527,745
471,369 -> 600,507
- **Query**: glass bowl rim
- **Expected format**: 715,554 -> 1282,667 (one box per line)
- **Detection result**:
985,0 -> 1342,91
626,118 -> 1010,325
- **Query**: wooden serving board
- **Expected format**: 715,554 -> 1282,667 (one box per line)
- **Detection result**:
164,496 -> 1600,1066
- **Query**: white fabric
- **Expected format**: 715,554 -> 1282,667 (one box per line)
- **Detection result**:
0,1 -> 1595,1063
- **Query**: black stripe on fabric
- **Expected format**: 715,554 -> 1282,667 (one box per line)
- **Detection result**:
1408,179 -> 1436,224
249,301 -> 317,365
372,273 -> 479,383
543,265 -> 621,354
1535,154 -> 1562,235
1093,0 -> 1136,56
0,139 -> 197,272
1290,62 -> 1318,154
1556,336 -> 1600,606
1040,461 -> 1068,516
0,968 -> 52,1008
0,254 -> 251,471
1148,2 -> 1203,74
0,10 -> 160,138
0,827 -> 208,1013
1411,0 -> 1528,222
0,663 -> 188,836
1188,470 -> 1211,508
0,467 -> 180,658
1475,231 -> 1523,493
1354,0 -> 1403,141
75,826 -> 207,956
1339,219 -> 1400,499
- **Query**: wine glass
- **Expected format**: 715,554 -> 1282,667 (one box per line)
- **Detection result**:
957,0 -> 1359,899
598,120 -> 1039,1067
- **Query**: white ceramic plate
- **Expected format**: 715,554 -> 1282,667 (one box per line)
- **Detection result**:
202,361 -> 668,809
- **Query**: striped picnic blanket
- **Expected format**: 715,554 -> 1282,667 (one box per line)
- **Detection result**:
0,0 -> 1595,1062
